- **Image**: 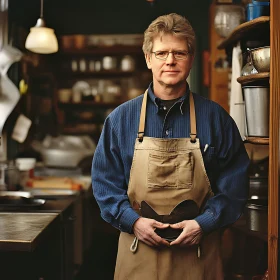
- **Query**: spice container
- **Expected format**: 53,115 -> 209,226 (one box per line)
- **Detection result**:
121,55 -> 135,71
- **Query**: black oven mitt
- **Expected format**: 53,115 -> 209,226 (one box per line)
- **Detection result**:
140,200 -> 199,242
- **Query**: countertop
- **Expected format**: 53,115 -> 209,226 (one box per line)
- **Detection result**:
0,212 -> 59,252
0,174 -> 92,253
0,195 -> 79,252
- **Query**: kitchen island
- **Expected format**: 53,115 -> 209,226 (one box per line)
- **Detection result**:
0,195 -> 79,280
0,212 -> 62,280
0,212 -> 59,252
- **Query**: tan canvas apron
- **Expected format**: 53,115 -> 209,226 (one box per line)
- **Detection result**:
114,90 -> 223,280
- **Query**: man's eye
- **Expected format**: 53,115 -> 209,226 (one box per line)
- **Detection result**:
156,51 -> 167,56
174,51 -> 186,57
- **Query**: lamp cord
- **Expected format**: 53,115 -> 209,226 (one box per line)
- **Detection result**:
40,0 -> 43,18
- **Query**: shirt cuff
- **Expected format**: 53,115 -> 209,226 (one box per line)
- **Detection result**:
118,207 -> 140,233
194,210 -> 218,234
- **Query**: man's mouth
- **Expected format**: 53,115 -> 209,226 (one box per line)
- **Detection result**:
163,70 -> 179,74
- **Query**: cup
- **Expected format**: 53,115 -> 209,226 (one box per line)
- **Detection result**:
58,89 -> 72,103
15,158 -> 36,187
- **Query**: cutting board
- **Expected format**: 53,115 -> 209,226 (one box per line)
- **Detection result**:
26,176 -> 83,190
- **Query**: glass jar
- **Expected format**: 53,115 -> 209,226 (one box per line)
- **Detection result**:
214,4 -> 245,38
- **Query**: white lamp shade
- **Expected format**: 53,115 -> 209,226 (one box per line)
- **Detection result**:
25,26 -> 58,54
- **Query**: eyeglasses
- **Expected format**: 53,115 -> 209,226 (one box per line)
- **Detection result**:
151,50 -> 190,60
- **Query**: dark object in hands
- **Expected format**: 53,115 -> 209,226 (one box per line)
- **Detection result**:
140,200 -> 199,242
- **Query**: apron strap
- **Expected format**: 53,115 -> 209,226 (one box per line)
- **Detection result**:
138,89 -> 148,142
138,89 -> 197,142
189,91 -> 197,143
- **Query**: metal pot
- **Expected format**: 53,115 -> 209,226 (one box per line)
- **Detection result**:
245,200 -> 268,233
243,86 -> 269,137
31,135 -> 96,168
250,46 -> 270,73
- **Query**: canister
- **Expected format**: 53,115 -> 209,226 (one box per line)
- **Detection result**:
245,202 -> 268,233
246,1 -> 270,21
243,86 -> 269,137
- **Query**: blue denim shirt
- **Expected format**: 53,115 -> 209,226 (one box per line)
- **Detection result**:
92,83 -> 250,234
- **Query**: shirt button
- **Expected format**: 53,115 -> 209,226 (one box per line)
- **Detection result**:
163,106 -> 167,111
165,130 -> 169,135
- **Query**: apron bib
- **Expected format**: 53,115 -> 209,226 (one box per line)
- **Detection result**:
114,90 -> 223,280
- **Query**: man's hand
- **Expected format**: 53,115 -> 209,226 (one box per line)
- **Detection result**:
169,220 -> 203,247
133,217 -> 170,247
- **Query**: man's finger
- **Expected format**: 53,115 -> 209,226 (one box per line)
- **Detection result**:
169,221 -> 184,229
170,232 -> 187,246
153,221 -> 169,229
151,232 -> 171,246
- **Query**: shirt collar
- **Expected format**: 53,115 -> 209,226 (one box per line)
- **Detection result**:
147,82 -> 190,115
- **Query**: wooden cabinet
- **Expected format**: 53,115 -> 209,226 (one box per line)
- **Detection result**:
217,1 -> 280,279
0,214 -> 63,280
50,39 -> 152,142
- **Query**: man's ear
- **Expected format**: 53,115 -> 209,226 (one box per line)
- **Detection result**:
145,53 -> 152,69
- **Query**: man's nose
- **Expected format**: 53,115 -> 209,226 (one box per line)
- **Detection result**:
165,52 -> 176,64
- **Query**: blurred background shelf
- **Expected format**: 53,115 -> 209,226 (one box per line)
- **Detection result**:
217,16 -> 270,50
58,46 -> 144,56
56,70 -> 136,78
58,101 -> 122,109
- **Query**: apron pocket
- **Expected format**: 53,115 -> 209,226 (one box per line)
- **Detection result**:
147,152 -> 193,189
177,153 -> 194,188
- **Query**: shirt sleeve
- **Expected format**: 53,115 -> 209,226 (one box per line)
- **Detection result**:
195,117 -> 250,233
91,116 -> 140,233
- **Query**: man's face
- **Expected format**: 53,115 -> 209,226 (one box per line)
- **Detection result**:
145,34 -> 194,89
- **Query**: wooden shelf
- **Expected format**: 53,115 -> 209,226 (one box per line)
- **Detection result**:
56,70 -> 138,79
237,72 -> 270,85
244,137 -> 269,145
62,125 -> 100,135
231,216 -> 268,243
58,101 -> 122,109
58,45 -> 144,56
217,16 -> 270,50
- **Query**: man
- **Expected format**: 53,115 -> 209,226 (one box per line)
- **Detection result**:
92,13 -> 249,279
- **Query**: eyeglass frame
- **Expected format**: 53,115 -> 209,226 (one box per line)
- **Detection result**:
151,50 -> 191,60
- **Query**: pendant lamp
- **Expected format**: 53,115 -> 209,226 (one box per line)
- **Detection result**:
25,0 -> 58,54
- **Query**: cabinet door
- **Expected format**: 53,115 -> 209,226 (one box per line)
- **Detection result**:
61,204 -> 75,280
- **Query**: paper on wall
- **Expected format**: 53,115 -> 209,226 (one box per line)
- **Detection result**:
11,114 -> 32,143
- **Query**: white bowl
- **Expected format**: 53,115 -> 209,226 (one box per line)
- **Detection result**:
16,158 -> 36,171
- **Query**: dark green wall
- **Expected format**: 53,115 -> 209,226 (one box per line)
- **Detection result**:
9,0 -> 212,96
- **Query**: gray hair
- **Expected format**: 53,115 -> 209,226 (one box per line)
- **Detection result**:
142,13 -> 196,55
